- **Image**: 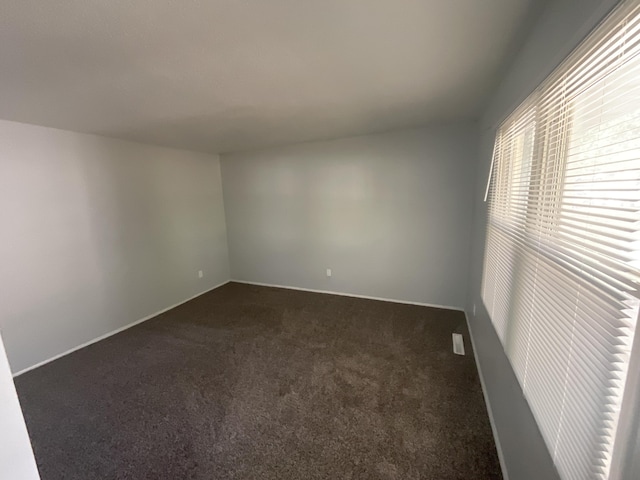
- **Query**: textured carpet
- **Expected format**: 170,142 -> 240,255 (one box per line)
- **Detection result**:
15,282 -> 501,480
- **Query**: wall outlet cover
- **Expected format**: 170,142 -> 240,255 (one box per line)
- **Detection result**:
198,270 -> 203,278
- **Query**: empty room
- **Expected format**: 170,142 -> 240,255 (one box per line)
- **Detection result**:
1,0 -> 640,479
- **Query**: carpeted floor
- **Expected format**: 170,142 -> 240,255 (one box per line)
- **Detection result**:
15,282 -> 502,480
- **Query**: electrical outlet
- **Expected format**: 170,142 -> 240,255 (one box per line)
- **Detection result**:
326,268 -> 332,277
198,270 -> 203,278
473,303 -> 476,316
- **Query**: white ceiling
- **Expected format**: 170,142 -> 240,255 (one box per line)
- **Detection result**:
0,0 -> 538,153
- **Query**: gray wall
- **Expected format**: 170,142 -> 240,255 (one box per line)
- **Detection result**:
0,119 -> 230,373
221,126 -> 477,309
465,1 -> 622,479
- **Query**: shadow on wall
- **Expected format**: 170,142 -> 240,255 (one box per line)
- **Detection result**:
76,138 -> 204,333
221,126 -> 478,307
0,121 -> 228,373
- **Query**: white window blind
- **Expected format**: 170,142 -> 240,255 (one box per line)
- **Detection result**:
482,1 -> 640,479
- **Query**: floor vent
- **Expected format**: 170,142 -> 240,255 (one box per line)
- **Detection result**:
452,333 -> 465,355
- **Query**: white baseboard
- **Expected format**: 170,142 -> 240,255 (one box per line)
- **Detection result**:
230,279 -> 464,312
13,278 -> 462,378
464,311 -> 509,480
12,280 -> 230,378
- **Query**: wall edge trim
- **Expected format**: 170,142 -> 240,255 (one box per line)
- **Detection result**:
230,279 -> 464,311
464,311 -> 510,480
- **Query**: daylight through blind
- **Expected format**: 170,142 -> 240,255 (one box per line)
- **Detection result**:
481,1 -> 640,479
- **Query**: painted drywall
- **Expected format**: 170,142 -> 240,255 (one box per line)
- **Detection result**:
0,1 -> 534,153
0,332 -> 40,479
221,125 -> 477,309
465,1 -> 622,479
0,119 -> 229,373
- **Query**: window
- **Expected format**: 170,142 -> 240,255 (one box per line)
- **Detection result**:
482,1 -> 640,479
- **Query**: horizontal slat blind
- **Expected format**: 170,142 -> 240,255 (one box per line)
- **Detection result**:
481,1 -> 640,479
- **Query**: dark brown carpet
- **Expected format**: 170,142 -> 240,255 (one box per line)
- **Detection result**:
15,282 -> 501,480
